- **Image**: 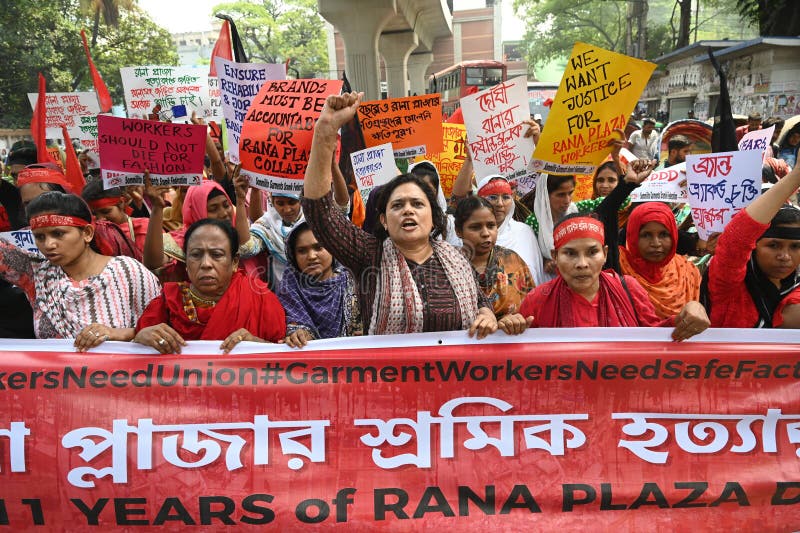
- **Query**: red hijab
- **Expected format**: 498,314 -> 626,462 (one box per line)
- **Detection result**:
170,180 -> 233,248
622,202 -> 677,283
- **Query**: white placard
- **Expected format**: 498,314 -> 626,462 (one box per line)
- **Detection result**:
0,230 -> 41,256
120,66 -> 222,123
27,92 -> 102,168
630,162 -> 687,203
214,57 -> 285,164
686,150 -> 762,240
460,76 -> 535,184
350,143 -> 397,206
738,125 -> 775,159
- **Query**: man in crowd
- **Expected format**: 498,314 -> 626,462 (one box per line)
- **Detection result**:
628,117 -> 658,160
736,112 -> 762,141
663,135 -> 692,168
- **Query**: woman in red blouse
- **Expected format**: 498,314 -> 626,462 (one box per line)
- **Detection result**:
705,162 -> 800,328
520,215 -> 709,340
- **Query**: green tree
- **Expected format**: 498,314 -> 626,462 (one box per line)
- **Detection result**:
736,0 -> 800,35
513,0 -> 628,67
85,6 -> 179,103
0,0 -> 177,128
79,0 -> 135,47
211,0 -> 329,78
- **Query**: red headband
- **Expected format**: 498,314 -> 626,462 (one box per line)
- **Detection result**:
16,166 -> 72,191
86,196 -> 132,215
29,214 -> 92,230
553,217 -> 604,250
478,179 -> 513,197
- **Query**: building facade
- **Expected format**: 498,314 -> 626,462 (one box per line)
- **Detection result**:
640,37 -> 800,122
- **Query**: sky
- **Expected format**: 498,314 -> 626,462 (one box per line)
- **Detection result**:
137,0 -> 525,39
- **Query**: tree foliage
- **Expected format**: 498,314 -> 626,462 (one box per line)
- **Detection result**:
513,0 -> 758,72
736,0 -> 800,35
0,0 -> 177,129
211,0 -> 329,78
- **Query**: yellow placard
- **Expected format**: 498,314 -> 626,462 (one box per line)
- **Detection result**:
532,42 -> 655,176
414,123 -> 467,198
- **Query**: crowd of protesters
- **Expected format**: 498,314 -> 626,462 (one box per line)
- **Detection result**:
0,92 -> 798,353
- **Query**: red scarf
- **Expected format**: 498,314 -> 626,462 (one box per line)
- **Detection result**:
536,271 -> 639,327
622,202 -> 677,284
158,272 -> 285,341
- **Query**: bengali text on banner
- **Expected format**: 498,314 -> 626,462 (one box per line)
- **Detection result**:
0,330 -> 799,530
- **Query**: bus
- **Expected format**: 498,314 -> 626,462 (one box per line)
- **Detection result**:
428,60 -> 507,117
527,81 -> 558,123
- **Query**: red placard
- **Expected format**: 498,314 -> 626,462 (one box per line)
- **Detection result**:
238,79 -> 343,195
1,331 -> 799,530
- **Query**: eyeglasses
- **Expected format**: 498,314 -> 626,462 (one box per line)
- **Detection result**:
485,194 -> 513,204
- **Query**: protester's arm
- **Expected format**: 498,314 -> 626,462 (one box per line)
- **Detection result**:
304,93 -> 361,200
232,169 -> 251,246
142,172 -> 170,269
192,112 -> 226,182
746,163 -> 800,223
248,185 -> 264,222
331,153 -> 351,211
0,238 -> 35,298
451,147 -> 474,200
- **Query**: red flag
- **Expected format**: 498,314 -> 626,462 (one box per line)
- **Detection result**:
80,29 -> 113,113
209,20 -> 233,76
60,125 -> 86,194
30,73 -> 55,164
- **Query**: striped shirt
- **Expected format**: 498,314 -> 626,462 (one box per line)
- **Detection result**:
0,240 -> 161,338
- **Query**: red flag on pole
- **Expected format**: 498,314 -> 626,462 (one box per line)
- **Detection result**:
80,29 -> 113,113
30,73 -> 55,164
209,20 -> 233,76
60,125 -> 86,194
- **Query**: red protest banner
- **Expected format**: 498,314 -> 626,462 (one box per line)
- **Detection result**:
1,330 -> 799,530
358,94 -> 442,158
97,115 -> 206,188
239,79 -> 343,195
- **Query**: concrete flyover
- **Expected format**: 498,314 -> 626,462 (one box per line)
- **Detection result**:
318,0 -> 452,100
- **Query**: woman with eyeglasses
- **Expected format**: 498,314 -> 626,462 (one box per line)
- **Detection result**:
476,175 -> 545,285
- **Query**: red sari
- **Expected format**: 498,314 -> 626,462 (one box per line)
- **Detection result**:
136,271 -> 286,342
520,271 -> 673,328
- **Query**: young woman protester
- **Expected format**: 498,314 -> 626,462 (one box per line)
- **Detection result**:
519,214 -> 709,340
134,218 -> 286,354
277,221 -> 361,348
619,202 -> 701,319
0,192 -> 160,346
704,162 -> 800,328
454,195 -> 535,320
82,179 -> 150,254
301,92 -> 526,338
142,171 -> 250,282
242,156 -> 350,288
529,173 -> 578,281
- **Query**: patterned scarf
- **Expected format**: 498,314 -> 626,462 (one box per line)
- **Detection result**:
369,239 -> 479,335
278,265 -> 353,339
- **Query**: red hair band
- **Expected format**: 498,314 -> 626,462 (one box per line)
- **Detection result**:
553,217 -> 604,250
86,196 -> 133,216
478,179 -> 513,197
29,214 -> 92,230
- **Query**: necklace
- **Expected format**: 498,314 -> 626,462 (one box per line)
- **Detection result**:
188,286 -> 220,306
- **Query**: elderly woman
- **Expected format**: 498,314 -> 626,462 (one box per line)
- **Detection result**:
277,221 -> 361,348
454,195 -> 534,321
0,192 -> 160,347
619,202 -> 701,319
134,218 -> 286,353
301,92 -> 514,338
520,215 -> 709,340
143,172 -> 250,282
705,162 -> 800,328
